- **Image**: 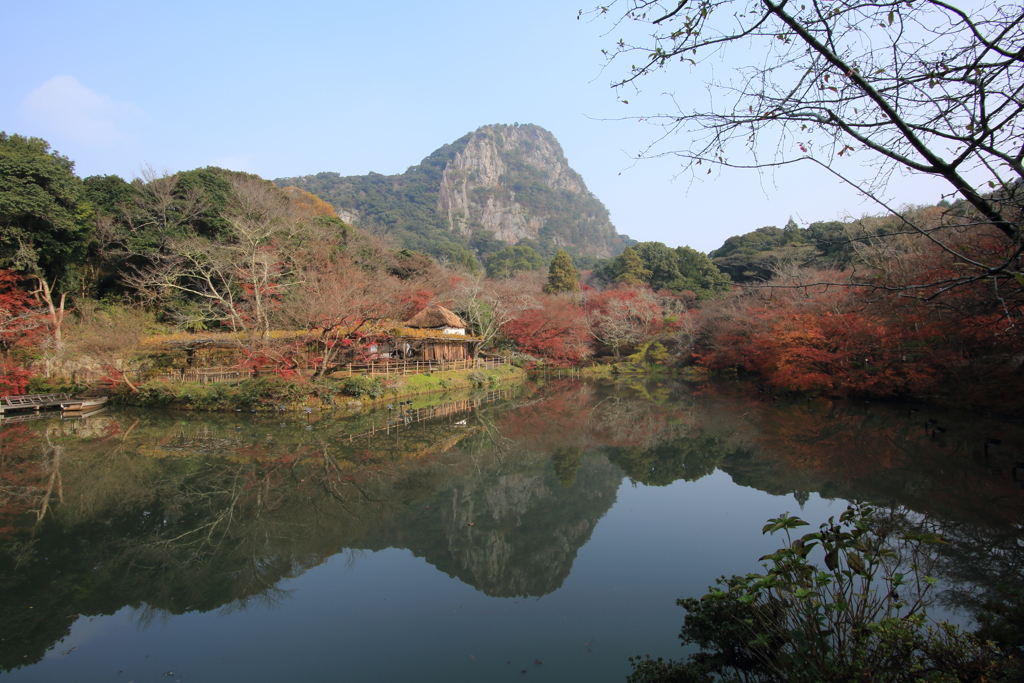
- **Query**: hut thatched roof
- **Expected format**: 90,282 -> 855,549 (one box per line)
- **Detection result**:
405,305 -> 466,329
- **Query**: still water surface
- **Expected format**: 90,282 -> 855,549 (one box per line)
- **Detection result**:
1,379 -> 1022,682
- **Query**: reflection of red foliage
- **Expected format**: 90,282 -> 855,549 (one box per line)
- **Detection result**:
671,381 -> 1024,527
493,381 -> 681,454
0,424 -> 47,539
495,382 -> 597,451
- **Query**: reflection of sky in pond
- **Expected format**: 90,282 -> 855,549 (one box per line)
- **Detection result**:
3,380 -> 1021,681
9,474 -> 846,683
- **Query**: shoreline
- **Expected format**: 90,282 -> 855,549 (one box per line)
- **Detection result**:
112,365 -> 527,412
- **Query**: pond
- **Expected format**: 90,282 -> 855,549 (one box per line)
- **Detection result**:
1,378 -> 1022,682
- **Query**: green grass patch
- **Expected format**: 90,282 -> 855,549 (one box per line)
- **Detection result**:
116,366 -> 526,412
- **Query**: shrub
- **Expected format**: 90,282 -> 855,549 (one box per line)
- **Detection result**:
24,375 -> 77,395
340,376 -> 385,399
127,381 -> 177,407
468,371 -> 488,388
628,503 -> 1018,682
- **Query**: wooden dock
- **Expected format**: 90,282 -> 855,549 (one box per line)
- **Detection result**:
0,393 -> 108,417
0,393 -> 72,415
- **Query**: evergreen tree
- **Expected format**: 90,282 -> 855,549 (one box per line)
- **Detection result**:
543,248 -> 580,293
675,246 -> 733,300
485,244 -> 545,279
0,133 -> 90,284
614,247 -> 652,286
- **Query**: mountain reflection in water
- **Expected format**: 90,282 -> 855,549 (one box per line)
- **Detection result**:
1,379 -> 1023,677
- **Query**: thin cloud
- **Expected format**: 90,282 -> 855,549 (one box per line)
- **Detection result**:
18,75 -> 144,147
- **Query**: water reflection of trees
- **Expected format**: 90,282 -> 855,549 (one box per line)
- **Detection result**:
3,380 -> 1024,671
529,379 -> 1024,649
697,384 -> 1024,656
921,517 -> 1024,653
0,393 -> 625,669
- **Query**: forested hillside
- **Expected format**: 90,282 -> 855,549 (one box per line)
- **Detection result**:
274,124 -> 633,267
2,127 -> 1022,417
710,209 -> 946,282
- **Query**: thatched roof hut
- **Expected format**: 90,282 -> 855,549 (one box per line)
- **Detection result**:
405,305 -> 467,335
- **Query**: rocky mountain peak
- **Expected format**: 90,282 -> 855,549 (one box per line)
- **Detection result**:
437,124 -> 591,246
274,123 -> 628,262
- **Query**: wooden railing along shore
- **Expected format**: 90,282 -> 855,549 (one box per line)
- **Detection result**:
148,357 -> 505,385
340,388 -> 512,443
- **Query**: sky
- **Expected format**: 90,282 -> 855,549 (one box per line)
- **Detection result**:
1,0 -> 954,253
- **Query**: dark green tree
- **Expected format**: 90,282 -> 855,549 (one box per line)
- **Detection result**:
0,133 -> 90,284
485,244 -> 545,279
550,446 -> 584,487
599,242 -> 730,299
782,217 -> 804,245
710,226 -> 809,282
543,248 -> 580,293
82,174 -> 136,215
634,242 -> 683,291
674,247 -> 732,300
612,246 -> 652,286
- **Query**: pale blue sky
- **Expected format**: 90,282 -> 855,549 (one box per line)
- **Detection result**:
2,0 -> 950,253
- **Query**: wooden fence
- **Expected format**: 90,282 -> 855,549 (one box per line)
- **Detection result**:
341,388 -> 513,443
152,367 -> 250,385
339,357 -> 504,377
148,357 -> 505,385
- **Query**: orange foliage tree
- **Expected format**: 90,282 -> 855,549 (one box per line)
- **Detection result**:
280,186 -> 338,220
698,231 -> 1024,405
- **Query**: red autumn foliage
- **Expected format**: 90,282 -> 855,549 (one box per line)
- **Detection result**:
398,288 -> 434,320
0,359 -> 33,394
697,280 -> 941,396
500,295 -> 592,363
696,226 -> 1023,406
0,270 -> 42,393
0,269 -> 44,357
585,287 -> 663,359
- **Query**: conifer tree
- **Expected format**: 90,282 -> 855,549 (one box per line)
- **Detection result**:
614,247 -> 652,287
543,248 -> 581,294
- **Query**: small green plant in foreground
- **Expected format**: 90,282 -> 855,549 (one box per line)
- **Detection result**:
340,376 -> 386,399
628,502 -> 1019,682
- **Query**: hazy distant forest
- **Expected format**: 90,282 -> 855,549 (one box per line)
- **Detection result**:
1,122 -> 1022,413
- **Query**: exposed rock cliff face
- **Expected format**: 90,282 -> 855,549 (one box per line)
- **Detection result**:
274,124 -> 629,261
438,125 -> 590,246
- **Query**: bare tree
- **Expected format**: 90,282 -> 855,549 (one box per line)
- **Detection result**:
453,273 -> 540,349
587,287 -> 662,359
281,258 -> 400,378
129,178 -> 304,348
121,166 -> 212,253
590,0 -> 1023,297
67,303 -> 147,391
